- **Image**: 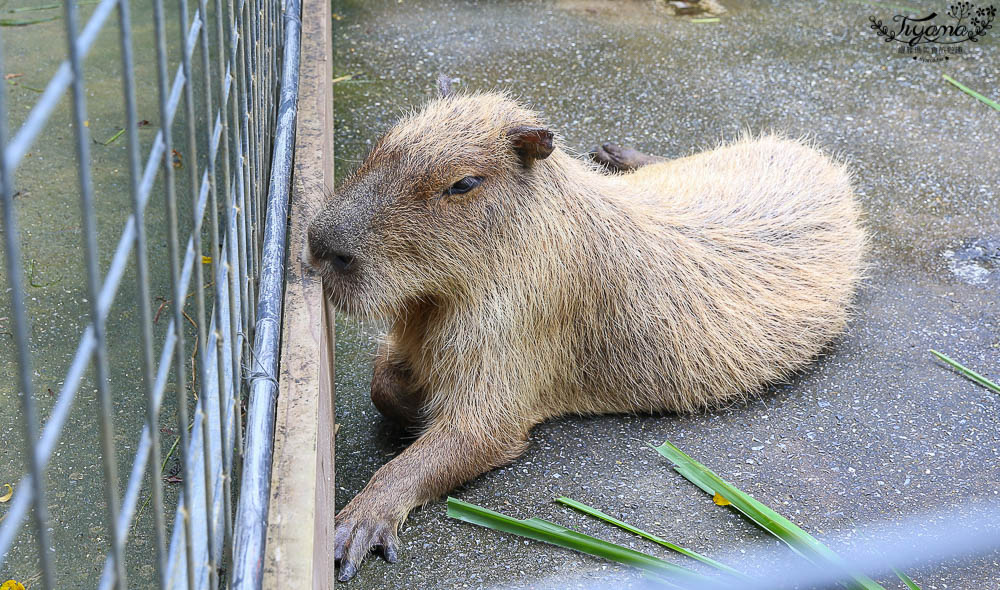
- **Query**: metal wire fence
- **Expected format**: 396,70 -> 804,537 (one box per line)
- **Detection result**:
0,0 -> 300,584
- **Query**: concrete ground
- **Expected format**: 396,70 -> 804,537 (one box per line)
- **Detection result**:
331,0 -> 1000,587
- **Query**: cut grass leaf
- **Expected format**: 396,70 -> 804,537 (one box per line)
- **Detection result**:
893,568 -> 922,590
13,82 -> 43,93
930,349 -> 1000,395
555,496 -> 749,581
28,258 -> 62,288
942,74 -> 1000,112
689,17 -> 720,23
132,435 -> 180,534
0,15 -> 59,25
654,440 -> 887,590
95,127 -> 125,146
9,0 -> 98,11
447,497 -> 715,586
0,483 -> 12,503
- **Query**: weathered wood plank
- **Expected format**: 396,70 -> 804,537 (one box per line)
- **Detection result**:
263,0 -> 334,583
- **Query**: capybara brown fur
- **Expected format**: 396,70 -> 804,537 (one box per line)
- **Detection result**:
307,87 -> 866,581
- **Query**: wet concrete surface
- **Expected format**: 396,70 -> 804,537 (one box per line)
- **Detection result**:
331,0 -> 1000,587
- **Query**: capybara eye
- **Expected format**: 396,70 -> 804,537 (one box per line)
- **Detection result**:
444,176 -> 483,196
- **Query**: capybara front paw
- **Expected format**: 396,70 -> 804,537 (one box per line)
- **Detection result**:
334,508 -> 401,582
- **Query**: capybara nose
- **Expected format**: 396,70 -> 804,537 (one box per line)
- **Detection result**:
329,251 -> 356,272
306,224 -> 327,260
307,225 -> 356,272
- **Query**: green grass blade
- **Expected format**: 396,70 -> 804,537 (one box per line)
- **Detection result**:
893,568 -> 921,590
654,440 -> 886,590
10,0 -> 97,11
555,496 -> 749,580
942,75 -> 1000,112
930,350 -> 1000,395
95,127 -> 126,146
447,497 -> 715,585
0,15 -> 59,25
10,2 -> 60,11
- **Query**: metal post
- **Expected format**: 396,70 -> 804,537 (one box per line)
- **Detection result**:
0,30 -> 57,590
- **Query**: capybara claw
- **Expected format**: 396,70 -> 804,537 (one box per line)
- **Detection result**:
380,541 -> 399,564
336,561 -> 357,583
334,509 -> 402,581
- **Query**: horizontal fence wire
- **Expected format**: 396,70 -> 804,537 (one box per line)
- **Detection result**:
0,0 -> 294,582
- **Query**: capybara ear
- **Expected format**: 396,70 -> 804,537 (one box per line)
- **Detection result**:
437,74 -> 454,98
508,126 -> 554,165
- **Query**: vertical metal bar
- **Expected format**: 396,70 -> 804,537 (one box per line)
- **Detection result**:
236,149 -> 251,459
270,0 -> 279,141
270,0 -> 278,172
247,0 -> 260,339
238,0 -> 258,355
192,0 -> 222,584
0,30 -> 57,590
175,0 -> 221,587
240,0 -> 255,285
242,0 -> 256,282
261,0 -> 271,231
195,0 -> 235,579
151,0 -> 198,583
115,0 -> 169,584
228,0 -> 249,462
61,0 -> 128,585
261,0 -> 271,161
247,0 -> 262,274
221,0 -> 245,469
213,0 -> 239,580
213,159 -> 236,590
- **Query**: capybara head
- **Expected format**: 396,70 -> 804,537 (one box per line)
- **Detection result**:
307,90 -> 556,318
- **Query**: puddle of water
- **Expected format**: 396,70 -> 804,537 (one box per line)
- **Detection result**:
943,237 -> 1000,285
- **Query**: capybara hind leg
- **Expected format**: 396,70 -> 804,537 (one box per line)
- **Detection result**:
590,142 -> 666,172
370,342 -> 426,427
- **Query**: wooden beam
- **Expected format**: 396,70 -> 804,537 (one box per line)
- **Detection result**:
263,0 -> 335,584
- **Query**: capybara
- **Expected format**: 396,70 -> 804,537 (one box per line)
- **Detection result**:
307,81 -> 865,581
